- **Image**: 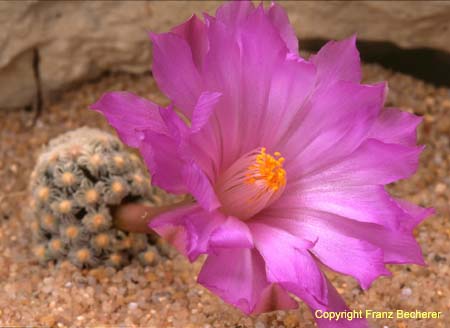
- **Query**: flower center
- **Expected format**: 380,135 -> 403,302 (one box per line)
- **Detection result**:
216,147 -> 286,220
246,147 -> 286,192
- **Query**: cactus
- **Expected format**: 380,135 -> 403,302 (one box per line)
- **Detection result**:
28,127 -> 178,268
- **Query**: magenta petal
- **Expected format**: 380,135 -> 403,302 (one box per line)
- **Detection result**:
368,107 -> 422,147
179,91 -> 223,182
203,5 -> 292,168
215,0 -> 255,30
250,222 -> 327,310
255,216 -> 390,289
295,139 -> 423,188
197,18 -> 242,168
150,205 -> 225,261
250,218 -> 369,326
237,5 -> 291,126
139,129 -> 187,194
266,2 -> 299,54
394,198 -> 435,233
148,204 -> 197,258
209,216 -> 253,249
262,207 -> 427,266
190,91 -> 222,134
252,284 -> 298,314
216,1 -> 298,55
261,57 -> 316,149
150,32 -> 203,117
182,162 -> 221,212
158,105 -> 189,139
198,248 -> 269,314
278,184 -> 407,229
311,35 -> 362,86
282,81 -> 386,178
90,91 -> 165,148
171,14 -> 208,70
151,99 -> 223,207
182,210 -> 224,261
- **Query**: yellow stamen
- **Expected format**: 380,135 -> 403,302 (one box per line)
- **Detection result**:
246,148 -> 286,191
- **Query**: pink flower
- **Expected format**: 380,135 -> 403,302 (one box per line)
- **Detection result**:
92,2 -> 433,326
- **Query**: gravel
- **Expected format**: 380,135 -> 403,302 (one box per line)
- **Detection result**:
0,62 -> 448,327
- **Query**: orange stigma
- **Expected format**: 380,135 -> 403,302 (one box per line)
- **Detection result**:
246,148 -> 286,191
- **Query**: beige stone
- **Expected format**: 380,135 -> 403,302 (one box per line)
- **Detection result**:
0,50 -> 36,109
281,1 -> 450,51
0,1 -> 449,110
0,1 -> 220,109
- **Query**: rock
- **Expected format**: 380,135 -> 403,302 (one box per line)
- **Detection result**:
0,1 -> 449,110
0,50 -> 36,109
128,302 -> 138,310
0,1 -> 220,110
435,182 -> 447,195
401,287 -> 413,296
255,322 -> 266,328
282,1 -> 450,52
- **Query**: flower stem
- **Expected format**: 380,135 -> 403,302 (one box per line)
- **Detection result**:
113,199 -> 192,234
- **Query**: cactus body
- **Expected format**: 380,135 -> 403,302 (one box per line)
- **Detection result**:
28,127 -> 177,268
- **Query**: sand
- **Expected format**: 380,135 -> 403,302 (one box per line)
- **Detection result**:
0,62 -> 449,328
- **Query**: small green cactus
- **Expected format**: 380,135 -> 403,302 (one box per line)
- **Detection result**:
28,127 -> 178,268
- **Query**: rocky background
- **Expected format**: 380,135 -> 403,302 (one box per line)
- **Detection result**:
1,1 -> 449,110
